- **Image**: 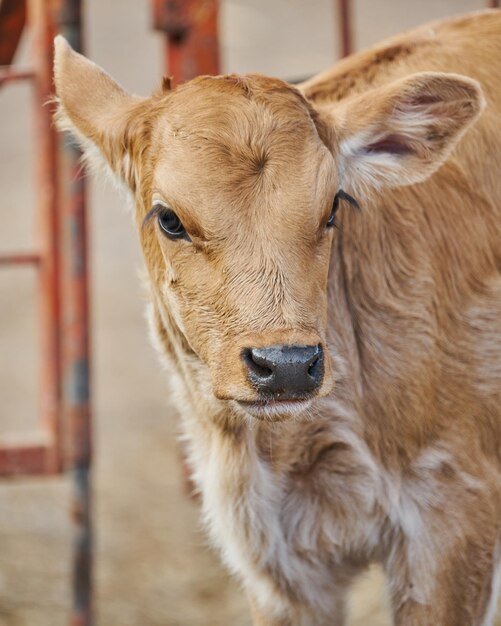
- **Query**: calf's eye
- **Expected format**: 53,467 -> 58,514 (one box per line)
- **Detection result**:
157,207 -> 190,241
326,194 -> 340,228
326,189 -> 360,229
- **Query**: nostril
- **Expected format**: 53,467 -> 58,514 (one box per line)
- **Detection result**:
242,348 -> 273,379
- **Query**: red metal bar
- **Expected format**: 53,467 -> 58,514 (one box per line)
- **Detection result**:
0,443 -> 57,476
0,1 -> 61,478
0,0 -> 26,66
29,0 -> 62,475
152,0 -> 220,85
0,252 -> 41,265
0,3 -> 61,478
56,0 -> 93,623
0,67 -> 35,86
337,0 -> 353,57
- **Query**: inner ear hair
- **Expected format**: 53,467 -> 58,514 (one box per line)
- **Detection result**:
334,71 -> 485,193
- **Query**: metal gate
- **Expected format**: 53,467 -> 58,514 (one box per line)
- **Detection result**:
0,0 -> 91,623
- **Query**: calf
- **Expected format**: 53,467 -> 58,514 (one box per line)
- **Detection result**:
54,10 -> 501,625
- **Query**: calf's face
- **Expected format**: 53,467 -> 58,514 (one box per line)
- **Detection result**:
54,37 -> 484,419
146,81 -> 336,410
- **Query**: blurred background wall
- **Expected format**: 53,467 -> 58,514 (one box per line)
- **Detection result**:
0,1 -> 492,625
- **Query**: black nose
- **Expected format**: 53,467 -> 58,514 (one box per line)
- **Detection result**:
242,344 -> 324,399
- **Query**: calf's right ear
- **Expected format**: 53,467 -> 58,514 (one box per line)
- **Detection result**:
326,71 -> 485,195
53,36 -> 148,189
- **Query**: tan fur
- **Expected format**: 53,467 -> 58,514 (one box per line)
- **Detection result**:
54,10 -> 501,625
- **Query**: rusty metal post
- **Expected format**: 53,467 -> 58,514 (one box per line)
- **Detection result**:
152,0 -> 220,85
337,0 -> 353,57
0,0 -> 26,65
56,1 -> 92,625
487,0 -> 500,7
29,0 -> 62,474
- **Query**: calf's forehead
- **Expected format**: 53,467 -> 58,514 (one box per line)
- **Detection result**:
149,88 -> 335,227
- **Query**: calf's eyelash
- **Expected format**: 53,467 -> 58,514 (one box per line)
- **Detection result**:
143,204 -> 165,228
335,189 -> 360,211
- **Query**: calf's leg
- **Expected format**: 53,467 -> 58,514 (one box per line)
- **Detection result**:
249,592 -> 347,626
387,531 -> 501,626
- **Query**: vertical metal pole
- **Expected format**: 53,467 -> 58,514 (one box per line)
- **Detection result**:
337,0 -> 353,57
29,0 -> 61,474
56,1 -> 92,625
487,0 -> 500,8
152,0 -> 220,86
0,0 -> 27,66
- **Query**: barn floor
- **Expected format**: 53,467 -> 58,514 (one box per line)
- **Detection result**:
0,0 -> 497,624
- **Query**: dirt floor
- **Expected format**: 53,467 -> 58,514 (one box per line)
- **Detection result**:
0,0 -> 498,624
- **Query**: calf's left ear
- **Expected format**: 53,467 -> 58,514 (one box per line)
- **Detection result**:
53,36 -> 149,189
328,72 -> 485,194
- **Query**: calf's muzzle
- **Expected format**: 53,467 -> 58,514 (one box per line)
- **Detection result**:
242,344 -> 324,400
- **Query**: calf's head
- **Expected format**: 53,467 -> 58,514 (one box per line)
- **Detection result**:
54,37 -> 484,419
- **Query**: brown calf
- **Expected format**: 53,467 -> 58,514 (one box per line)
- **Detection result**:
54,10 -> 501,625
